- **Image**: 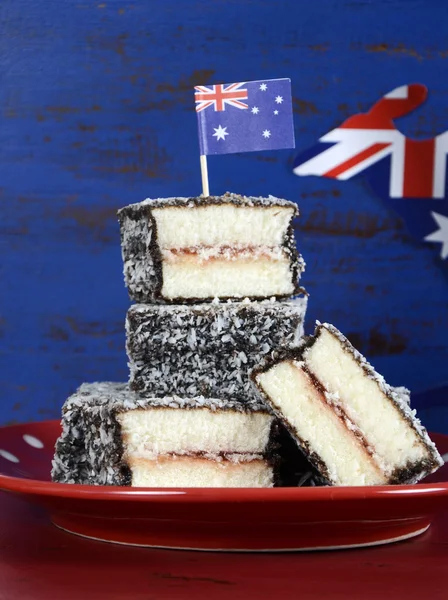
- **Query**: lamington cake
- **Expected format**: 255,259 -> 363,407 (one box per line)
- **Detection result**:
52,382 -> 278,487
117,192 -> 305,303
126,297 -> 307,403
252,322 -> 443,487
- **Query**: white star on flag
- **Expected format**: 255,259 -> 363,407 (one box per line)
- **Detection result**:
212,125 -> 229,141
259,83 -> 267,91
274,110 -> 279,115
251,106 -> 259,114
262,130 -> 271,138
424,211 -> 448,259
275,95 -> 283,104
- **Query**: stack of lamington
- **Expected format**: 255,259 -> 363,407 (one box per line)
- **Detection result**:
52,193 -> 309,487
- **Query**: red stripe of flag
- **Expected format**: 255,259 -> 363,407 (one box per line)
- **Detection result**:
194,90 -> 248,102
403,139 -> 435,197
323,143 -> 391,178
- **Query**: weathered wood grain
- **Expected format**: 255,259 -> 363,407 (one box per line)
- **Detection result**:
1,0 -> 448,428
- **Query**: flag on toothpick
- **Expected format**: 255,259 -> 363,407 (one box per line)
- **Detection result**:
195,79 -> 295,155
194,78 -> 295,195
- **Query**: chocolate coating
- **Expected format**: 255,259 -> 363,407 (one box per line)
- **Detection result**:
251,321 -> 443,485
117,192 -> 305,304
51,382 -> 318,487
126,298 -> 307,404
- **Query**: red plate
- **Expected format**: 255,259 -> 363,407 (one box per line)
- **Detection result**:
0,420 -> 447,552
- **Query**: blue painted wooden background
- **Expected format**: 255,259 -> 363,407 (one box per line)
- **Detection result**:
1,0 -> 447,431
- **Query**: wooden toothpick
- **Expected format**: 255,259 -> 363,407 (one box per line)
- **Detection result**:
200,155 -> 210,197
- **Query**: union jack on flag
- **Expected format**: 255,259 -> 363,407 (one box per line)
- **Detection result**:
195,78 -> 295,156
293,84 -> 448,260
195,83 -> 249,112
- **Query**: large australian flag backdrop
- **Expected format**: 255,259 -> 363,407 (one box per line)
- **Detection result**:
293,84 -> 448,262
195,79 -> 295,156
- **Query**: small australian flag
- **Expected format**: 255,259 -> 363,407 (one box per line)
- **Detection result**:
195,78 -> 295,156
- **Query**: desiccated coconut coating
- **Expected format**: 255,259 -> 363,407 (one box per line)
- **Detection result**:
51,382 -> 319,487
311,322 -> 442,481
251,322 -> 443,486
52,382 -> 134,486
126,297 -> 308,404
118,192 -> 299,213
51,382 -> 273,486
117,192 -> 305,304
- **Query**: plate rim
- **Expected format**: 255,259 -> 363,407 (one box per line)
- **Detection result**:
51,521 -> 432,552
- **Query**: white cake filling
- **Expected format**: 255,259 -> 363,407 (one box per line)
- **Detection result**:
118,408 -> 273,457
160,257 -> 294,299
305,328 -> 428,471
255,361 -> 386,486
128,456 -> 273,487
152,205 -> 295,248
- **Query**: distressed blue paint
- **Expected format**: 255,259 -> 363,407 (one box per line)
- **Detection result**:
1,0 -> 448,430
